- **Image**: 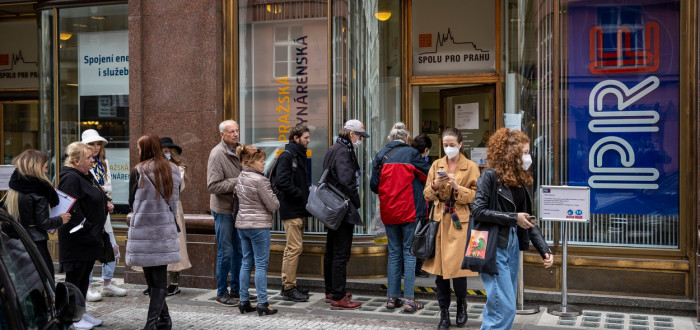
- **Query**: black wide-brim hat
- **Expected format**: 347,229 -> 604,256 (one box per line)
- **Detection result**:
160,137 -> 182,155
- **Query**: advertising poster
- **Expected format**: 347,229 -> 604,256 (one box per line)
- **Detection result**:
0,21 -> 38,90
567,1 -> 680,216
105,148 -> 129,205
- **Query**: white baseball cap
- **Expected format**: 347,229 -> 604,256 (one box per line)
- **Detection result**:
344,119 -> 370,138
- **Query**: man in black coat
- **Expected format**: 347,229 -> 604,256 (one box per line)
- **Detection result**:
274,125 -> 312,302
322,119 -> 368,310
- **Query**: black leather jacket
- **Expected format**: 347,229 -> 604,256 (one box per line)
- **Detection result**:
472,169 -> 551,258
17,192 -> 64,242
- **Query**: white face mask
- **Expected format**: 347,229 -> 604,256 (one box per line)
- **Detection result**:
353,139 -> 362,148
522,154 -> 533,170
444,146 -> 460,159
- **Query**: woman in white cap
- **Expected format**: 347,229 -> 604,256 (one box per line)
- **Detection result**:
81,129 -> 127,303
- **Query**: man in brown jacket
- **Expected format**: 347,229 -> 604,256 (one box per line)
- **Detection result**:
207,120 -> 244,306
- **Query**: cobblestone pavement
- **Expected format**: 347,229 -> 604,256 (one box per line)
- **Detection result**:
77,278 -> 697,330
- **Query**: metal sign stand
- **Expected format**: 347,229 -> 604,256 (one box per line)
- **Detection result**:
547,220 -> 582,317
537,185 -> 590,318
516,251 -> 540,315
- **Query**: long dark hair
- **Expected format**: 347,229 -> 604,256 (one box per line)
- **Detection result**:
137,135 -> 174,199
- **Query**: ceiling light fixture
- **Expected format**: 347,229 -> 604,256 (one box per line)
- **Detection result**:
59,32 -> 72,40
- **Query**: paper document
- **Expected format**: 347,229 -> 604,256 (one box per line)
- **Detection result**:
50,189 -> 76,218
69,218 -> 86,234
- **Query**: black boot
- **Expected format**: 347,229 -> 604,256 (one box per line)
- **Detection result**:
438,307 -> 451,329
256,302 -> 278,316
455,297 -> 467,327
156,300 -> 172,330
238,300 -> 255,314
144,288 -> 167,330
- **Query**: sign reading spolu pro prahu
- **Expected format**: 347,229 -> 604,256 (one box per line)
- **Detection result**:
567,1 -> 680,216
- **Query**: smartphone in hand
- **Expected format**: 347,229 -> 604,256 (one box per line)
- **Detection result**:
437,170 -> 448,177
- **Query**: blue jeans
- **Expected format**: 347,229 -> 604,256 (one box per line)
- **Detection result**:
102,232 -> 117,280
238,228 -> 271,303
480,226 -> 520,330
213,211 -> 243,296
385,221 -> 417,299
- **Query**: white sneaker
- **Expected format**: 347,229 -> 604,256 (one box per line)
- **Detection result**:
82,313 -> 103,326
101,283 -> 127,297
86,285 -> 103,302
73,318 -> 94,329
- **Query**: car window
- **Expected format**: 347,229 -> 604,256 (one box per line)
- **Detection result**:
0,222 -> 51,329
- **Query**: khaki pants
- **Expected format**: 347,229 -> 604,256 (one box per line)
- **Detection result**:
281,217 -> 305,290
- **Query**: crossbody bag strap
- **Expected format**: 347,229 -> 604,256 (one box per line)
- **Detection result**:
141,167 -> 181,232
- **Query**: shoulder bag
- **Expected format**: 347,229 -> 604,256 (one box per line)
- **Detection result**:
409,201 -> 439,259
461,176 -> 500,274
305,168 -> 349,231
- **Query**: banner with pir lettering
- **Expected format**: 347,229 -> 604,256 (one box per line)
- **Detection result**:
567,1 -> 679,216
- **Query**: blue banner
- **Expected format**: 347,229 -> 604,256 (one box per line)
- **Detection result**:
568,1 -> 679,216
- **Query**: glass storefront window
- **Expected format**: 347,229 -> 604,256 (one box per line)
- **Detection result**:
506,0 -> 681,249
42,4 -> 130,210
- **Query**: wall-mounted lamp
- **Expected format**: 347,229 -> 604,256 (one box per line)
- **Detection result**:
266,4 -> 282,14
375,11 -> 391,21
59,32 -> 72,40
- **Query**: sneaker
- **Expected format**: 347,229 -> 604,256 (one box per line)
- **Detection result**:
101,283 -> 127,297
73,318 -> 94,330
230,291 -> 256,301
215,293 -> 238,307
167,284 -> 181,296
86,285 -> 102,302
281,287 -> 309,302
297,286 -> 310,295
82,313 -> 103,326
329,296 -> 361,310
415,270 -> 430,278
325,292 -> 352,303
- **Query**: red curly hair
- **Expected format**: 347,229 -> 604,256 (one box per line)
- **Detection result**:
486,128 -> 533,187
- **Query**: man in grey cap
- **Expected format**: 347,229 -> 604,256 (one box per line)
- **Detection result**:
322,119 -> 369,310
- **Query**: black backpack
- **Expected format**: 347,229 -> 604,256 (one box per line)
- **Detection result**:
265,150 -> 297,196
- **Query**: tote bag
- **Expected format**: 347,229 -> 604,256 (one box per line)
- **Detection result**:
306,169 -> 349,231
409,202 -> 439,259
461,179 -> 500,275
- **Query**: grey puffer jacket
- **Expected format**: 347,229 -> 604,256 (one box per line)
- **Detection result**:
234,166 -> 279,229
126,162 -> 181,267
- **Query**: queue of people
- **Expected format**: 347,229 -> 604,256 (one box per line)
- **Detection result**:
0,119 -> 554,329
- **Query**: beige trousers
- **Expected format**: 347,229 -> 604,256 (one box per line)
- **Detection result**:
281,217 -> 305,290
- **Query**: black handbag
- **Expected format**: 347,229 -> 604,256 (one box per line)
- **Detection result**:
306,169 -> 349,231
461,179 -> 500,274
100,231 -> 115,263
410,202 -> 439,259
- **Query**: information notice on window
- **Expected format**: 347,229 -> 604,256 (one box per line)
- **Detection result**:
538,185 -> 590,223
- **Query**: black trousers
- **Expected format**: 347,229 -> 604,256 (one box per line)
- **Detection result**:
435,275 -> 467,309
143,265 -> 168,289
323,221 -> 354,301
65,261 -> 95,298
35,240 -> 54,280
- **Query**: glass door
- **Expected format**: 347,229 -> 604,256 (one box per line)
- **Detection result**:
415,84 -> 495,168
0,101 -> 40,164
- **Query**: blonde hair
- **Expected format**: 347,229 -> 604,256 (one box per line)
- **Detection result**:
64,142 -> 92,168
3,149 -> 51,220
235,144 -> 266,167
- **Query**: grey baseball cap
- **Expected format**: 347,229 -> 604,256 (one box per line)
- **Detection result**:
344,119 -> 370,138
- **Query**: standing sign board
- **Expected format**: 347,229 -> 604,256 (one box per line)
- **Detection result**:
539,185 -> 590,223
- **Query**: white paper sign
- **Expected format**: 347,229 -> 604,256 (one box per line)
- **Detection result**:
504,113 -> 522,131
470,147 -> 488,167
0,165 -> 15,191
105,148 -> 130,205
455,103 -> 479,130
538,185 -> 590,223
78,31 -> 129,96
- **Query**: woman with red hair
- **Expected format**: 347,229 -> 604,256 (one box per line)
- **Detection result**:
472,128 -> 554,330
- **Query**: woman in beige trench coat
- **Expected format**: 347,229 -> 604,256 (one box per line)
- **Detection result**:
422,128 -> 480,329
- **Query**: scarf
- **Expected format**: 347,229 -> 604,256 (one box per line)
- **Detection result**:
92,157 -> 106,186
8,169 -> 59,207
443,188 -> 462,229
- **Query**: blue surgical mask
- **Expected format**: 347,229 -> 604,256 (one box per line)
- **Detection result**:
165,154 -> 172,160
